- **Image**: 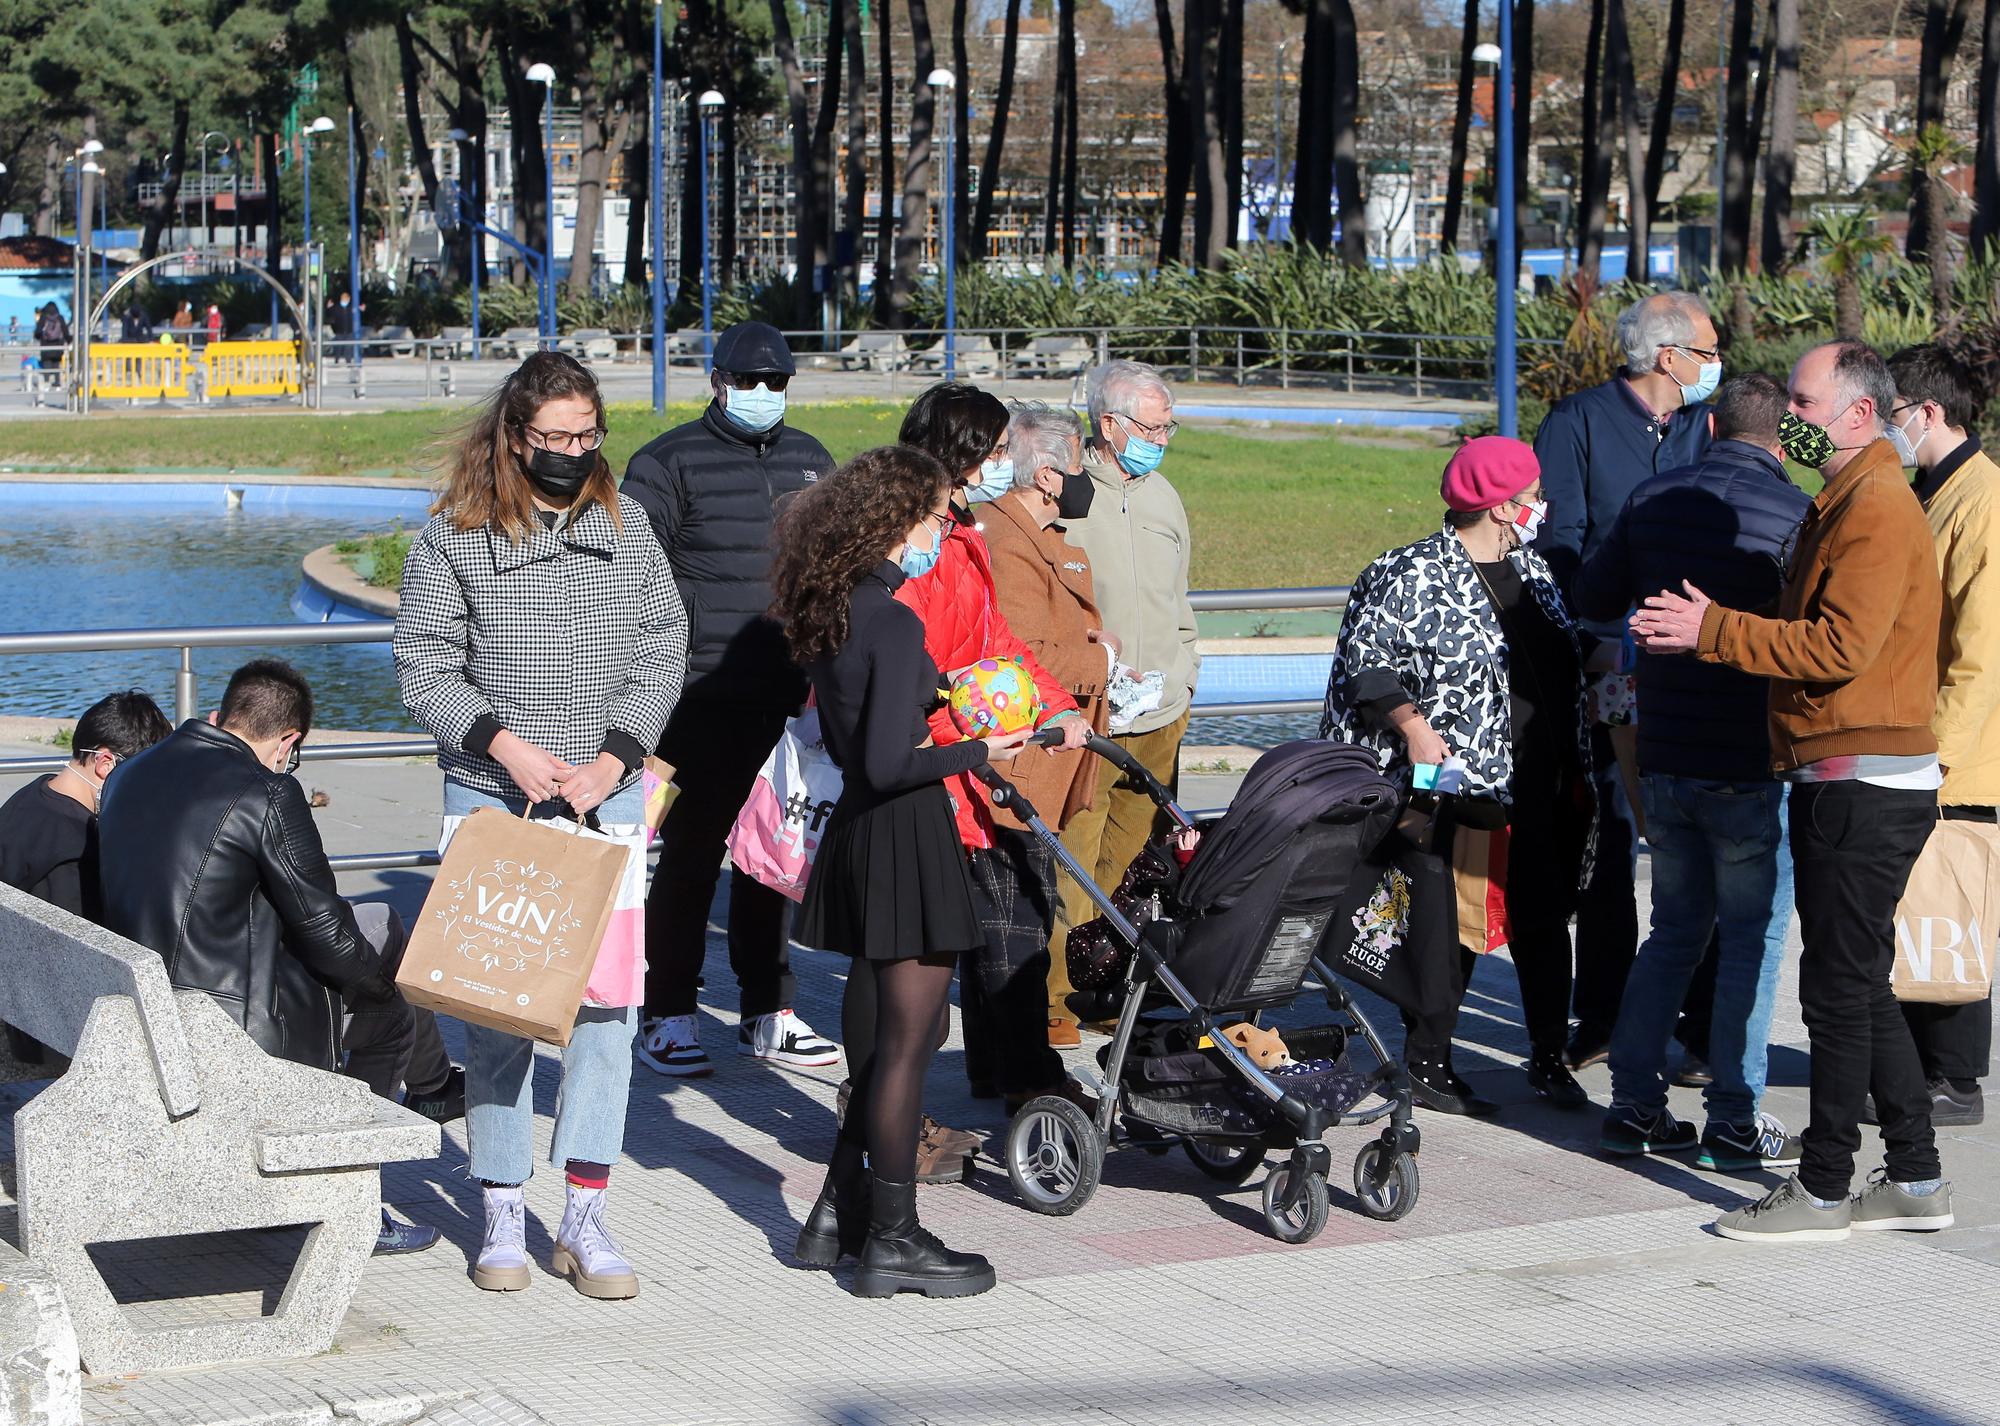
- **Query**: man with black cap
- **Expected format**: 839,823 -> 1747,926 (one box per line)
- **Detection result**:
622,320 -> 841,1077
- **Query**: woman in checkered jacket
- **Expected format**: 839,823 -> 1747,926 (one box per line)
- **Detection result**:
393,352 -> 688,1302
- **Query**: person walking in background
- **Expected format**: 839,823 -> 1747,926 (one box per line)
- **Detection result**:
170,301 -> 194,331
983,402 -> 1112,1051
772,445 -> 1032,1299
395,352 -> 688,1297
34,302 -> 68,372
621,320 -> 841,1079
1574,374 -> 1810,1172
1635,340 -> 1950,1241
1885,343 -> 2000,1127
1057,360 -> 1199,1027
895,383 -> 1090,1124
1323,437 -> 1594,1115
1534,291 -> 1718,1070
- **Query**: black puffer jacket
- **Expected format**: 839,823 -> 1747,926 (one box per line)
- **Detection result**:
622,402 -> 834,710
96,721 -> 393,1071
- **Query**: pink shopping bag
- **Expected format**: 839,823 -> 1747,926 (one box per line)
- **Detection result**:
727,708 -> 844,903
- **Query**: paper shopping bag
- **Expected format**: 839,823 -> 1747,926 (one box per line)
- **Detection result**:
397,807 -> 632,1045
642,756 -> 680,838
727,708 -> 845,903
1892,819 -> 1999,1005
1452,824 -> 1514,956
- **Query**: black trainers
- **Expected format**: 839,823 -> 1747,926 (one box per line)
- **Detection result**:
1564,1029 -> 1611,1071
1528,1053 -> 1590,1109
1697,1113 -> 1803,1172
1600,1103 -> 1698,1157
1405,1058 -> 1499,1117
402,1065 -> 466,1125
1930,1077 -> 1985,1127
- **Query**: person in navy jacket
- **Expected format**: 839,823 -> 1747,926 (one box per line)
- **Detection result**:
1532,290 -> 1718,1069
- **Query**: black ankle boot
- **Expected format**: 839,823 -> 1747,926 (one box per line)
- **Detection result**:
852,1176 -> 996,1299
795,1144 -> 870,1266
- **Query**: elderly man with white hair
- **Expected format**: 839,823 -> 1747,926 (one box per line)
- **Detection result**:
1531,289 -> 1720,1074
1041,360 -> 1199,1040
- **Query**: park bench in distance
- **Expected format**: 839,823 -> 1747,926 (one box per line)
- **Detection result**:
0,883 -> 440,1375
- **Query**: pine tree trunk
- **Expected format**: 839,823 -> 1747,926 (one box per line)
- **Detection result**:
1759,0 -> 1799,272
1441,0 -> 1479,254
875,0 -> 896,321
1045,0 -> 1068,263
843,0 -> 868,309
34,136 -> 59,239
1157,0 -> 1193,263
1222,0 -> 1245,253
564,6 -> 620,298
1719,0 -> 1758,274
1975,0 -> 2000,255
1190,0 -> 1221,267
1910,0 -> 1973,260
141,100 -> 191,263
1577,0 -> 1608,280
975,0 -> 1023,259
1292,0 -> 1334,250
891,0 -> 937,319
770,0 -> 816,325
1061,0 -> 1080,266
812,0 -> 846,307
1331,0 -> 1366,266
1610,0 -> 1648,282
1512,0 -> 1535,260
1641,0 -> 1688,240
952,0 -> 970,267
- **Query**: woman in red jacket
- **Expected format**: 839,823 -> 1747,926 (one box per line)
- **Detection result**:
898,382 -> 1092,1114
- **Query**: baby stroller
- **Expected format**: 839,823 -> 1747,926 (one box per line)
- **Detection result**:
971,733 -> 1423,1244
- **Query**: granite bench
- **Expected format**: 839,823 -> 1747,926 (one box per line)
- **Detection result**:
0,883 -> 441,1375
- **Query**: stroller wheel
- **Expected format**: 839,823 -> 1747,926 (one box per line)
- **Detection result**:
1183,1138 -> 1265,1185
1260,1166 -> 1330,1244
1352,1143 -> 1421,1222
1005,1096 -> 1104,1216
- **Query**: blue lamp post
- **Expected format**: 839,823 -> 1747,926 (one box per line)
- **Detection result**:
1478,18 -> 1517,439
928,68 -> 957,381
526,63 -> 558,343
698,89 -> 724,365
651,0 -> 668,411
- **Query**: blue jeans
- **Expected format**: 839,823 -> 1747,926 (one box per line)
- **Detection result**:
441,778 -> 643,1185
1609,776 -> 1792,1126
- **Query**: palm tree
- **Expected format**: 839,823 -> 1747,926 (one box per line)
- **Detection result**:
1910,0 -> 1973,262
1916,124 -> 1969,329
1440,0 -> 1479,252
1811,208 -> 1894,339
1759,0 -> 1800,272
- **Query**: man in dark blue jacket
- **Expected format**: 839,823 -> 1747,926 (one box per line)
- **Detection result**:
1534,289 -> 1718,1067
621,321 -> 840,1078
1574,373 -> 1809,1171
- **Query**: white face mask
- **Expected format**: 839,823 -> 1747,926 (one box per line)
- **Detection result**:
1509,498 -> 1549,543
1888,410 -> 1931,469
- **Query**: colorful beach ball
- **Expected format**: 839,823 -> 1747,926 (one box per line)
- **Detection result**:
948,657 -> 1043,738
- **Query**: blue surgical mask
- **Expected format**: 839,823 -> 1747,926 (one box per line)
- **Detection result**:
1115,433 -> 1165,478
722,382 -> 786,433
898,520 -> 945,579
1678,359 -> 1724,407
965,457 -> 1013,504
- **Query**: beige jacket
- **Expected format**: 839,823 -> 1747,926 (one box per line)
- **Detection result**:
1924,443 -> 2000,806
1064,443 -> 1200,734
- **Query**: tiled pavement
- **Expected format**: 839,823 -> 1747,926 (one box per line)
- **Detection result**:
2,755 -> 1998,1425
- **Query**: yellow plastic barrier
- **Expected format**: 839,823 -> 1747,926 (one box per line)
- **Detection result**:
201,340 -> 301,398
81,344 -> 190,400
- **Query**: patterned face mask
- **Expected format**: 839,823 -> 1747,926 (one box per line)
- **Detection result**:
1778,409 -> 1842,469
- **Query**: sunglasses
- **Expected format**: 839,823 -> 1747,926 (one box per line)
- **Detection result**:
721,372 -> 791,392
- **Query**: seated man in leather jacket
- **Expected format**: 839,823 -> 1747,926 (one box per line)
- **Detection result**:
98,659 -> 455,1255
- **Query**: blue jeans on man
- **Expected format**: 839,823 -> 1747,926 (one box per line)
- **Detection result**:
1609,776 -> 1792,1126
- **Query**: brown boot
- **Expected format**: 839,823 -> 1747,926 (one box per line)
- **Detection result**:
1048,1017 -> 1082,1049
915,1115 -> 980,1185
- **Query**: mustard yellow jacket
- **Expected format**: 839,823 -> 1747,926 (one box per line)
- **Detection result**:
1925,444 -> 2000,806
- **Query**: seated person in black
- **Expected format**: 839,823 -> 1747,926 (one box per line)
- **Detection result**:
770,446 -> 1031,1300
97,660 -> 460,1256
0,691 -> 171,1062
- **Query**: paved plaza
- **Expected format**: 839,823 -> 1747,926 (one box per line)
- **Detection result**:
2,748 -> 1998,1426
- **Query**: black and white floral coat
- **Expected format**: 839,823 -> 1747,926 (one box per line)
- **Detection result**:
1320,525 -> 1595,822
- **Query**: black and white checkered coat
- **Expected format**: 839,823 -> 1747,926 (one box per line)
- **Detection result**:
394,494 -> 689,798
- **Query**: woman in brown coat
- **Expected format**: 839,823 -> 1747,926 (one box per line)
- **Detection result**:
982,402 -> 1114,1048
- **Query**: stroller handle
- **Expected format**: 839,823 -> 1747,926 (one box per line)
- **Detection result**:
1082,732 -> 1196,831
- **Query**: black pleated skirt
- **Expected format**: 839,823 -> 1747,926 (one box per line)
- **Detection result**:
796,782 -> 982,960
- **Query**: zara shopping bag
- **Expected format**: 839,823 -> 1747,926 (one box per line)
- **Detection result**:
1892,818 -> 2000,1006
397,806 -> 644,1046
728,707 -> 845,902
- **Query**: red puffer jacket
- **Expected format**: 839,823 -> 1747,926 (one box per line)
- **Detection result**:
895,511 -> 1080,850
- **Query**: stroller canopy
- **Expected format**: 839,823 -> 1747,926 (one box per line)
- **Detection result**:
1175,741 -> 1399,914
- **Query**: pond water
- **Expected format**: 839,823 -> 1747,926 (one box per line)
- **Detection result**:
0,500 -> 418,730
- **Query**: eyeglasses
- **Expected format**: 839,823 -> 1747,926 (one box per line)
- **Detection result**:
1115,412 -> 1179,443
1667,343 -> 1720,362
721,372 -> 791,392
524,424 -> 607,453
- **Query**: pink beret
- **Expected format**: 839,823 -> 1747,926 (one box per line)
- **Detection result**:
1440,436 -> 1541,513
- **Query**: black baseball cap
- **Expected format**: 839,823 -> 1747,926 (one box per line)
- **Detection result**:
711,321 -> 796,376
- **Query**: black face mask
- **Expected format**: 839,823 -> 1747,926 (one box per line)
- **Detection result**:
1056,469 -> 1095,521
524,446 -> 595,504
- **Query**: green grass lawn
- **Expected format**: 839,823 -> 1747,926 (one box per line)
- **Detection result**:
0,402 -> 1452,589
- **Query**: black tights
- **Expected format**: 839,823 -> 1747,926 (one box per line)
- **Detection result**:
836,953 -> 957,1183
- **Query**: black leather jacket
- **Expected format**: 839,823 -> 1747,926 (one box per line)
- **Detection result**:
97,720 -> 393,1070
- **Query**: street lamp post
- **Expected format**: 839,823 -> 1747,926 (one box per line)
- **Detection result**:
526,63 -> 558,344
302,116 -> 335,342
928,69 -> 957,380
346,110 -> 362,376
199,133 -> 232,255
651,0 -> 667,412
1474,32 -> 1516,439
698,90 -> 724,365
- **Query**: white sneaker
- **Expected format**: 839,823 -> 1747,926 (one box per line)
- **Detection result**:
472,1186 -> 531,1292
552,1185 -> 639,1299
636,1014 -> 712,1077
738,1009 -> 841,1067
